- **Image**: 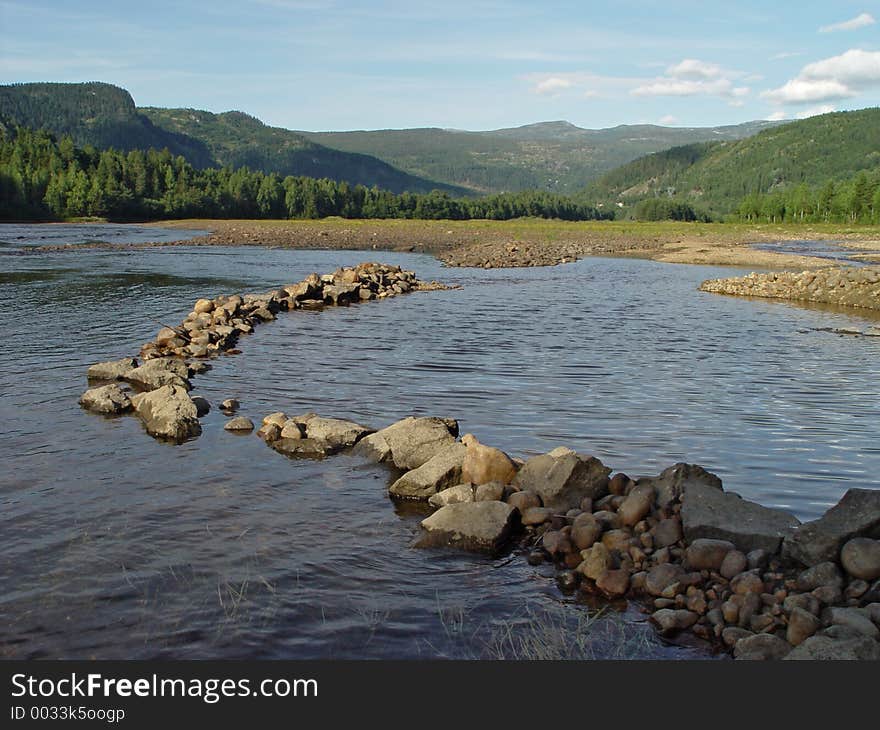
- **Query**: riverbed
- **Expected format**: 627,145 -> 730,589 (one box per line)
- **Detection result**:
2,223 -> 879,659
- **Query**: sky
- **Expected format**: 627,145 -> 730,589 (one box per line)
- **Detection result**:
1,1 -> 879,131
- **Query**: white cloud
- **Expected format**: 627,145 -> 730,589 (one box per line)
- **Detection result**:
766,110 -> 787,121
533,77 -> 573,95
762,77 -> 853,103
762,48 -> 880,104
796,104 -> 837,119
658,114 -> 677,125
632,78 -> 733,96
770,51 -> 803,61
630,58 -> 749,100
819,12 -> 875,33
665,58 -> 722,80
801,48 -> 880,87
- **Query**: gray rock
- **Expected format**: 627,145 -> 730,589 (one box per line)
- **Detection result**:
190,395 -> 210,417
685,538 -> 735,571
733,633 -> 792,660
220,398 -> 239,412
304,416 -> 374,450
784,593 -> 821,616
131,384 -> 201,442
650,609 -> 698,635
840,537 -> 880,581
474,482 -> 504,502
272,437 -> 334,459
822,607 -> 879,639
355,416 -> 457,469
428,484 -> 474,508
224,417 -> 254,431
720,550 -> 748,579
124,357 -> 191,391
782,488 -> 880,567
784,634 -> 880,660
512,447 -> 611,511
389,443 -> 467,499
87,357 -> 138,381
645,462 -> 723,509
681,482 -> 800,553
521,507 -> 554,525
747,549 -> 770,571
652,517 -> 683,548
79,384 -> 132,415
645,563 -> 685,597
722,627 -> 753,647
506,490 -> 541,513
418,501 -> 518,552
787,607 -> 821,646
796,562 -> 843,591
571,515 -> 604,550
351,431 -> 392,463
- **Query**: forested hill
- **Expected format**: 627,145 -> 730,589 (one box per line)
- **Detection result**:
583,108 -> 880,216
301,119 -> 779,194
0,82 -> 215,167
137,107 -> 467,195
0,82 -> 465,195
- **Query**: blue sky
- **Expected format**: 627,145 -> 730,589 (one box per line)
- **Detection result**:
1,1 -> 879,131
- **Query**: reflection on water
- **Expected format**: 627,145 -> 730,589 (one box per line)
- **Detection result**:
1,226 -> 879,659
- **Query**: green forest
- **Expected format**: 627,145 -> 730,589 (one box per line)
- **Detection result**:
584,108 -> 880,220
0,126 -> 610,222
0,82 -> 463,195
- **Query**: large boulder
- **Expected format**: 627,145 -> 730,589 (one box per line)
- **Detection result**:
418,501 -> 518,552
512,447 -> 611,511
461,434 -> 518,485
681,482 -> 800,554
784,634 -> 880,660
79,384 -> 132,414
782,489 -> 880,567
304,416 -> 374,450
124,357 -> 191,391
131,384 -> 201,441
86,357 -> 138,381
353,416 -> 458,469
389,443 -> 466,499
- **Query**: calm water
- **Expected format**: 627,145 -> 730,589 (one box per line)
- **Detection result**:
2,223 -> 880,660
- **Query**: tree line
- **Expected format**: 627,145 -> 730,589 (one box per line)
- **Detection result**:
734,170 -> 880,224
0,126 -> 611,222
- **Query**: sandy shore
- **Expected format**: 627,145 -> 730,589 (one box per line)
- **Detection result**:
150,218 -> 880,270
31,217 -> 880,271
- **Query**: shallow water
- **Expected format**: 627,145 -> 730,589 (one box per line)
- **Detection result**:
753,238 -> 877,266
2,224 -> 879,660
0,222 -> 206,249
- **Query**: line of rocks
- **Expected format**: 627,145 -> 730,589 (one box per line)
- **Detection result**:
78,263 -> 451,442
700,264 -> 880,311
77,261 -> 880,659
244,409 -> 880,659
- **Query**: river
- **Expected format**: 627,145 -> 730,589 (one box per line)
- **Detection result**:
1,223 -> 879,659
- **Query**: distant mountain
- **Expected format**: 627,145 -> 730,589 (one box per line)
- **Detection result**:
301,120 -> 781,194
0,82 -> 466,195
582,108 -> 880,215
